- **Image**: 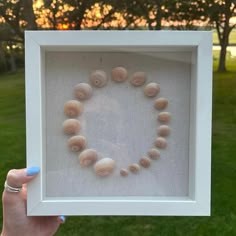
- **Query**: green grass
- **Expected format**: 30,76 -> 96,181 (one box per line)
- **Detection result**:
0,70 -> 26,183
213,50 -> 236,71
213,29 -> 236,45
1,56 -> 236,235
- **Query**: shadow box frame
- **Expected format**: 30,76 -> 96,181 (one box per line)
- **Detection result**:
25,31 -> 212,216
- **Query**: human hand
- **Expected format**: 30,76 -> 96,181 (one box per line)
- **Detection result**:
1,167 -> 65,236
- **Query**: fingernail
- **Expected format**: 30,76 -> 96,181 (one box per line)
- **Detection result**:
58,215 -> 66,223
26,166 -> 40,176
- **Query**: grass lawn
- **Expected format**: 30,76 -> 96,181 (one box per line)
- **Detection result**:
213,50 -> 236,71
0,56 -> 236,235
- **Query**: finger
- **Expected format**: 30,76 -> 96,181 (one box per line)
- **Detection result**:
3,167 -> 40,204
57,215 -> 66,224
5,167 -> 40,189
2,167 -> 40,220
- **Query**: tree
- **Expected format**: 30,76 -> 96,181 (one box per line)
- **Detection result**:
0,0 -> 24,39
0,0 -> 37,39
165,0 -> 236,72
207,0 -> 236,72
40,0 -> 65,29
41,0 -> 110,30
0,0 -> 37,72
22,0 -> 38,30
166,0 -> 207,30
101,0 -> 170,30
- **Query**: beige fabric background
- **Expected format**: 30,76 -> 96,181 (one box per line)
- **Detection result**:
44,51 -> 191,198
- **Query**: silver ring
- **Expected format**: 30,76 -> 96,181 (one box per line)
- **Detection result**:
4,181 -> 22,193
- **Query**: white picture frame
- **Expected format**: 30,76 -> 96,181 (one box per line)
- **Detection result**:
25,31 -> 212,216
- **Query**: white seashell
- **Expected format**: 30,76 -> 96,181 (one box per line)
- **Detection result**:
79,149 -> 98,167
157,125 -> 171,137
157,112 -> 171,123
74,83 -> 93,100
120,168 -> 129,177
111,67 -> 128,82
67,135 -> 86,152
144,83 -> 160,97
64,100 -> 83,118
90,70 -> 108,88
63,119 -> 80,135
129,163 -> 140,173
154,98 -> 168,110
155,137 -> 167,149
148,148 -> 160,160
94,158 -> 115,176
130,72 -> 147,86
139,156 -> 151,168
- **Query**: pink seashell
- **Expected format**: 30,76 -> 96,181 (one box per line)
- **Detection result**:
63,119 -> 80,135
74,83 -> 93,100
157,112 -> 171,123
90,70 -> 108,88
130,72 -> 147,86
154,98 -> 168,110
139,156 -> 151,168
64,100 -> 83,118
68,135 -> 86,152
120,168 -> 129,177
157,125 -> 171,137
94,158 -> 115,176
111,66 -> 128,82
129,163 -> 140,173
155,137 -> 167,149
144,83 -> 160,97
79,149 -> 98,167
148,148 -> 160,160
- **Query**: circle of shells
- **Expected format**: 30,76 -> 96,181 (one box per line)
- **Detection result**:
62,67 -> 171,178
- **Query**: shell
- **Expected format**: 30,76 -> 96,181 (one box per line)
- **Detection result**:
94,158 -> 115,177
63,119 -> 81,135
111,66 -> 128,82
120,168 -> 129,177
154,98 -> 168,110
148,148 -> 160,160
90,70 -> 108,88
158,112 -> 171,123
64,100 -> 83,118
129,163 -> 140,173
155,137 -> 167,149
157,125 -> 171,137
68,135 -> 86,152
139,157 -> 151,168
79,149 -> 98,167
144,83 -> 160,97
130,72 -> 147,86
74,83 -> 93,100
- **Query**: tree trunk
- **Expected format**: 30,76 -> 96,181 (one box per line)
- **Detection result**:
215,19 -> 230,72
22,0 -> 38,30
0,42 -> 8,72
216,22 -> 231,72
218,42 -> 227,72
155,0 -> 163,30
9,43 -> 17,73
216,0 -> 234,72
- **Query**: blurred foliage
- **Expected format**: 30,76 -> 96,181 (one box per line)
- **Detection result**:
0,0 -> 236,72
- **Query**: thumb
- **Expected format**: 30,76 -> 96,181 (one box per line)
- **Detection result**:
5,167 -> 40,191
2,167 -> 40,212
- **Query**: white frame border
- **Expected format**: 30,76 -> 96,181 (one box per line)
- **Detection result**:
25,31 -> 212,216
